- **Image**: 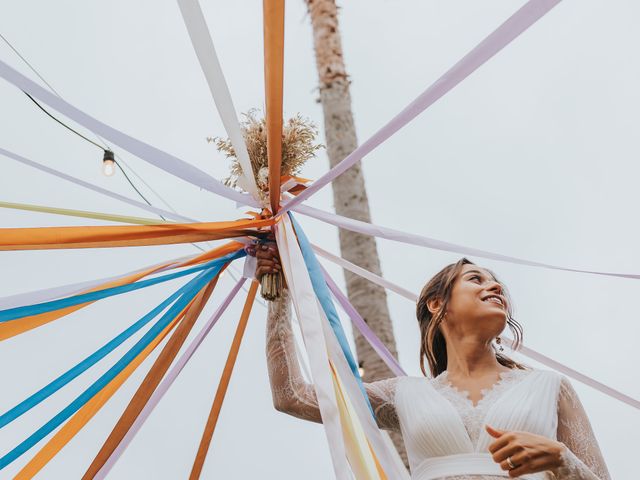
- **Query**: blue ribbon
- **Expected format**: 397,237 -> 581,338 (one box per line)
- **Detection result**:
289,214 -> 374,417
0,251 -> 244,469
0,250 -> 243,323
0,250 -> 242,430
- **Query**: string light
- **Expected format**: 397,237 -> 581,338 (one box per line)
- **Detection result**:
102,150 -> 116,177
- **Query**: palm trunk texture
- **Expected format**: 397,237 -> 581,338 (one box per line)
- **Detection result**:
305,0 -> 409,468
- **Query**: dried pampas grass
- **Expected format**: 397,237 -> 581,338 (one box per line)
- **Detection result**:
209,110 -> 323,191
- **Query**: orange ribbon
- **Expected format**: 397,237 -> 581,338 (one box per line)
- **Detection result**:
189,280 -> 259,479
263,0 -> 285,214
0,218 -> 273,250
82,275 -> 219,479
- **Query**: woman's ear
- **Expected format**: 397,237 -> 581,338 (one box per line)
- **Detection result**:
426,297 -> 442,316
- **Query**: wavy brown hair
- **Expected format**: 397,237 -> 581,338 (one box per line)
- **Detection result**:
416,258 -> 526,377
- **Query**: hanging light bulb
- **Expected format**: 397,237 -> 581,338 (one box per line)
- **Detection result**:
102,150 -> 116,177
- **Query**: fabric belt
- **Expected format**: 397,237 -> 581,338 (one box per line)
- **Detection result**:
413,453 -> 547,480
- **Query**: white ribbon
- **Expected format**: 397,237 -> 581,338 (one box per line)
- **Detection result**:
320,306 -> 411,479
177,0 -> 260,200
275,215 -> 351,479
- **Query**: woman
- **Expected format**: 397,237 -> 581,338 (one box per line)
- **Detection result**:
250,242 -> 611,480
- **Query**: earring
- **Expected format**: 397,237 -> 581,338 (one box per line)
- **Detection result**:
496,337 -> 504,352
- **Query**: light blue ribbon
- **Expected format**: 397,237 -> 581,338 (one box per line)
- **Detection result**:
0,251 -> 242,429
0,250 -> 242,322
0,251 -> 243,469
289,214 -> 374,417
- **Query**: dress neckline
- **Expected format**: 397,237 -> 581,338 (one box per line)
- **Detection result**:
433,368 -> 527,409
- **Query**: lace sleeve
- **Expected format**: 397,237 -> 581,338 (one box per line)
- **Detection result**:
265,290 -> 400,431
552,376 -> 611,480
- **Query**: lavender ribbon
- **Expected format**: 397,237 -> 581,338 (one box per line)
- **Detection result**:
279,0 -> 562,215
296,204 -> 640,280
323,268 -> 406,377
0,61 -> 258,208
0,147 -> 196,223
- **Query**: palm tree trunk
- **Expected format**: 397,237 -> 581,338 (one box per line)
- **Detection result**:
305,0 -> 409,469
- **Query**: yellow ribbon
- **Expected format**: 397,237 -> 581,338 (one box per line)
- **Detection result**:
0,200 -> 170,225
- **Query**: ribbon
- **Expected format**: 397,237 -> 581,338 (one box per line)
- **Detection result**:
320,303 -> 407,479
0,147 -> 196,223
0,243 -> 241,339
0,250 -> 245,323
0,217 -> 271,251
0,251 -> 238,426
0,61 -> 258,208
0,263 -> 171,340
12,285 -> 207,480
323,269 -> 406,378
295,203 -> 640,280
92,278 -> 246,479
189,280 -> 258,479
278,0 -> 563,215
274,215 -> 351,478
289,214 -> 373,416
0,200 -> 170,225
329,362 -> 384,480
83,273 -> 219,479
514,343 -> 640,411
0,241 -> 241,311
0,274 -> 202,428
0,265 -> 221,469
263,0 -> 285,213
313,243 -> 416,301
177,0 -> 260,200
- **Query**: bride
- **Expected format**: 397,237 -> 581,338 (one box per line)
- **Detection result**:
249,242 -> 611,479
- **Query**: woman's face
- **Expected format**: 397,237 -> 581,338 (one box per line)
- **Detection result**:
442,264 -> 508,338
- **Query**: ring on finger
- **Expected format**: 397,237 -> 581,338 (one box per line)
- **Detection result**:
506,456 -> 517,469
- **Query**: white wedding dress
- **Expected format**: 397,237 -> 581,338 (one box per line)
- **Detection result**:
266,293 -> 611,479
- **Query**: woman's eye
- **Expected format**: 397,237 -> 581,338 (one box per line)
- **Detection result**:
470,275 -> 481,282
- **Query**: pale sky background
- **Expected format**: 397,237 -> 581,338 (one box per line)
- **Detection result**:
0,0 -> 639,478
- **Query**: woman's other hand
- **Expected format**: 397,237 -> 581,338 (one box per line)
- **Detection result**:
486,424 -> 566,477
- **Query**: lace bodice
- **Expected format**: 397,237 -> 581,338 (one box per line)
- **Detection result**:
431,370 -> 529,449
266,292 -> 611,479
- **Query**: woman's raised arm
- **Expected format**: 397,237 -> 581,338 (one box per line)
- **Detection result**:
254,242 -> 400,431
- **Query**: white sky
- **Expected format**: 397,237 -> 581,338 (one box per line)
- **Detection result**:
0,0 -> 638,478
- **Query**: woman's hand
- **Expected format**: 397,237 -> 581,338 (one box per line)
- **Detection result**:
246,241 -> 282,280
486,424 -> 566,477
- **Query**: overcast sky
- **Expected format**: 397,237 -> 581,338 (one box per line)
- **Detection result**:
0,1 -> 638,478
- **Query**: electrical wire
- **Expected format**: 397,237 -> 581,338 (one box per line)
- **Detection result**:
0,30 -> 214,248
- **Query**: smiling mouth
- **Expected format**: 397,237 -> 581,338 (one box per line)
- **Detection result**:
482,295 -> 505,308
